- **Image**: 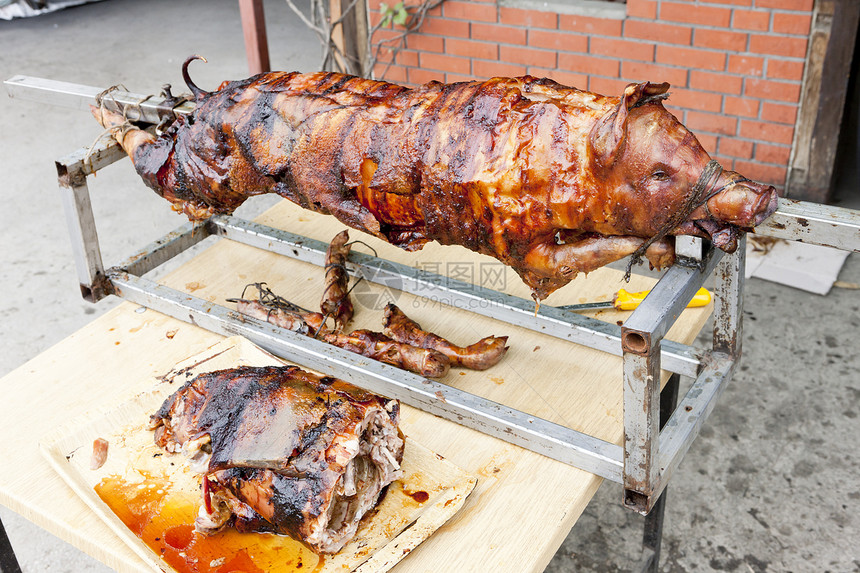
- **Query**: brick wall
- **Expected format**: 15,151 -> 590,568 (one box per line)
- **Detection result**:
368,0 -> 814,189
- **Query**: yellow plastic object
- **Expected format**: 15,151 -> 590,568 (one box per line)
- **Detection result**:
613,287 -> 712,311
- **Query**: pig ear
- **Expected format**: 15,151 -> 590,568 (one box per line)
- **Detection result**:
591,82 -> 671,166
626,81 -> 670,109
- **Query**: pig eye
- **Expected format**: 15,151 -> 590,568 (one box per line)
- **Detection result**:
651,170 -> 670,181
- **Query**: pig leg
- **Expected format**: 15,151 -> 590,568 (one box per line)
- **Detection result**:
524,235 -> 675,286
90,105 -> 156,157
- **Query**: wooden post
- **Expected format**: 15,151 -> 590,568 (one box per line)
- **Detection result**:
330,0 -> 370,76
787,0 -> 860,202
238,0 -> 271,75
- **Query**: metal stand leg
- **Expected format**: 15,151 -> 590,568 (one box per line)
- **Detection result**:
638,372 -> 681,573
0,516 -> 23,573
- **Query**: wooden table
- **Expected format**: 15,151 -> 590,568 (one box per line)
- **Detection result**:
0,202 -> 711,572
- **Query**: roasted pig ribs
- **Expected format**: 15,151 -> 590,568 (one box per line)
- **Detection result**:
94,59 -> 778,299
149,365 -> 404,554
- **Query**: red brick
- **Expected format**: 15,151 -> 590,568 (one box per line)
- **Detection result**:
626,0 -> 657,19
373,43 -> 396,61
530,68 -> 589,88
740,119 -> 794,144
694,29 -> 747,52
446,38 -> 498,60
625,20 -> 692,45
426,2 -> 442,16
660,2 -> 731,27
733,160 -> 787,187
408,67 -> 442,85
689,71 -> 742,94
589,76 -> 632,96
685,111 -> 737,136
420,53 -> 471,75
395,49 -> 419,67
590,37 -> 654,62
499,7 -> 557,29
367,0 -> 383,9
558,53 -> 621,78
728,55 -> 764,76
698,0 -> 751,5
559,14 -> 623,36
665,87 -> 723,112
657,46 -> 725,72
528,29 -> 588,53
756,143 -> 791,165
749,35 -> 807,59
719,138 -> 754,159
761,102 -> 798,125
724,96 -> 759,117
421,17 -> 470,38
444,1 -> 496,22
472,23 -> 525,45
755,0 -> 812,10
373,28 -> 401,43
745,78 -> 801,103
405,34 -> 444,53
768,59 -> 805,81
732,9 -> 770,31
499,45 -> 556,69
446,73 -> 477,83
375,64 -> 408,83
473,60 -> 527,79
773,13 -> 812,35
622,61 -> 688,87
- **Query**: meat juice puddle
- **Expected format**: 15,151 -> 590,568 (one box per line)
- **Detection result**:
95,473 -> 323,573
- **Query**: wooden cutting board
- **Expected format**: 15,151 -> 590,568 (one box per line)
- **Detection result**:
40,336 -> 477,573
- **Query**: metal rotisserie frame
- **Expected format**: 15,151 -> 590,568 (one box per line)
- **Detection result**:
10,76 -> 860,517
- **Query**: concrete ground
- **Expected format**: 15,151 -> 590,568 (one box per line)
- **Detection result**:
1,1 -> 858,570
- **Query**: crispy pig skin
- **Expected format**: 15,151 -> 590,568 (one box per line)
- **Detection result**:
95,71 -> 778,299
149,365 -> 404,553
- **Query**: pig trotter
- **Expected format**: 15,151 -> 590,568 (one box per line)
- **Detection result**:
321,230 -> 354,332
523,235 -> 675,299
382,303 -> 509,370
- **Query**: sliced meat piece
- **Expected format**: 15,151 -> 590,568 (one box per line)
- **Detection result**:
149,365 -> 404,554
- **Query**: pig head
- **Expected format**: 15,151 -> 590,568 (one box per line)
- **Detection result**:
522,81 -> 778,299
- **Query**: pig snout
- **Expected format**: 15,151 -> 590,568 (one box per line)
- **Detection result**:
696,173 -> 779,228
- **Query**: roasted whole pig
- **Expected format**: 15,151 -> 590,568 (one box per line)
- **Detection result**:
149,365 -> 405,554
94,58 -> 778,299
